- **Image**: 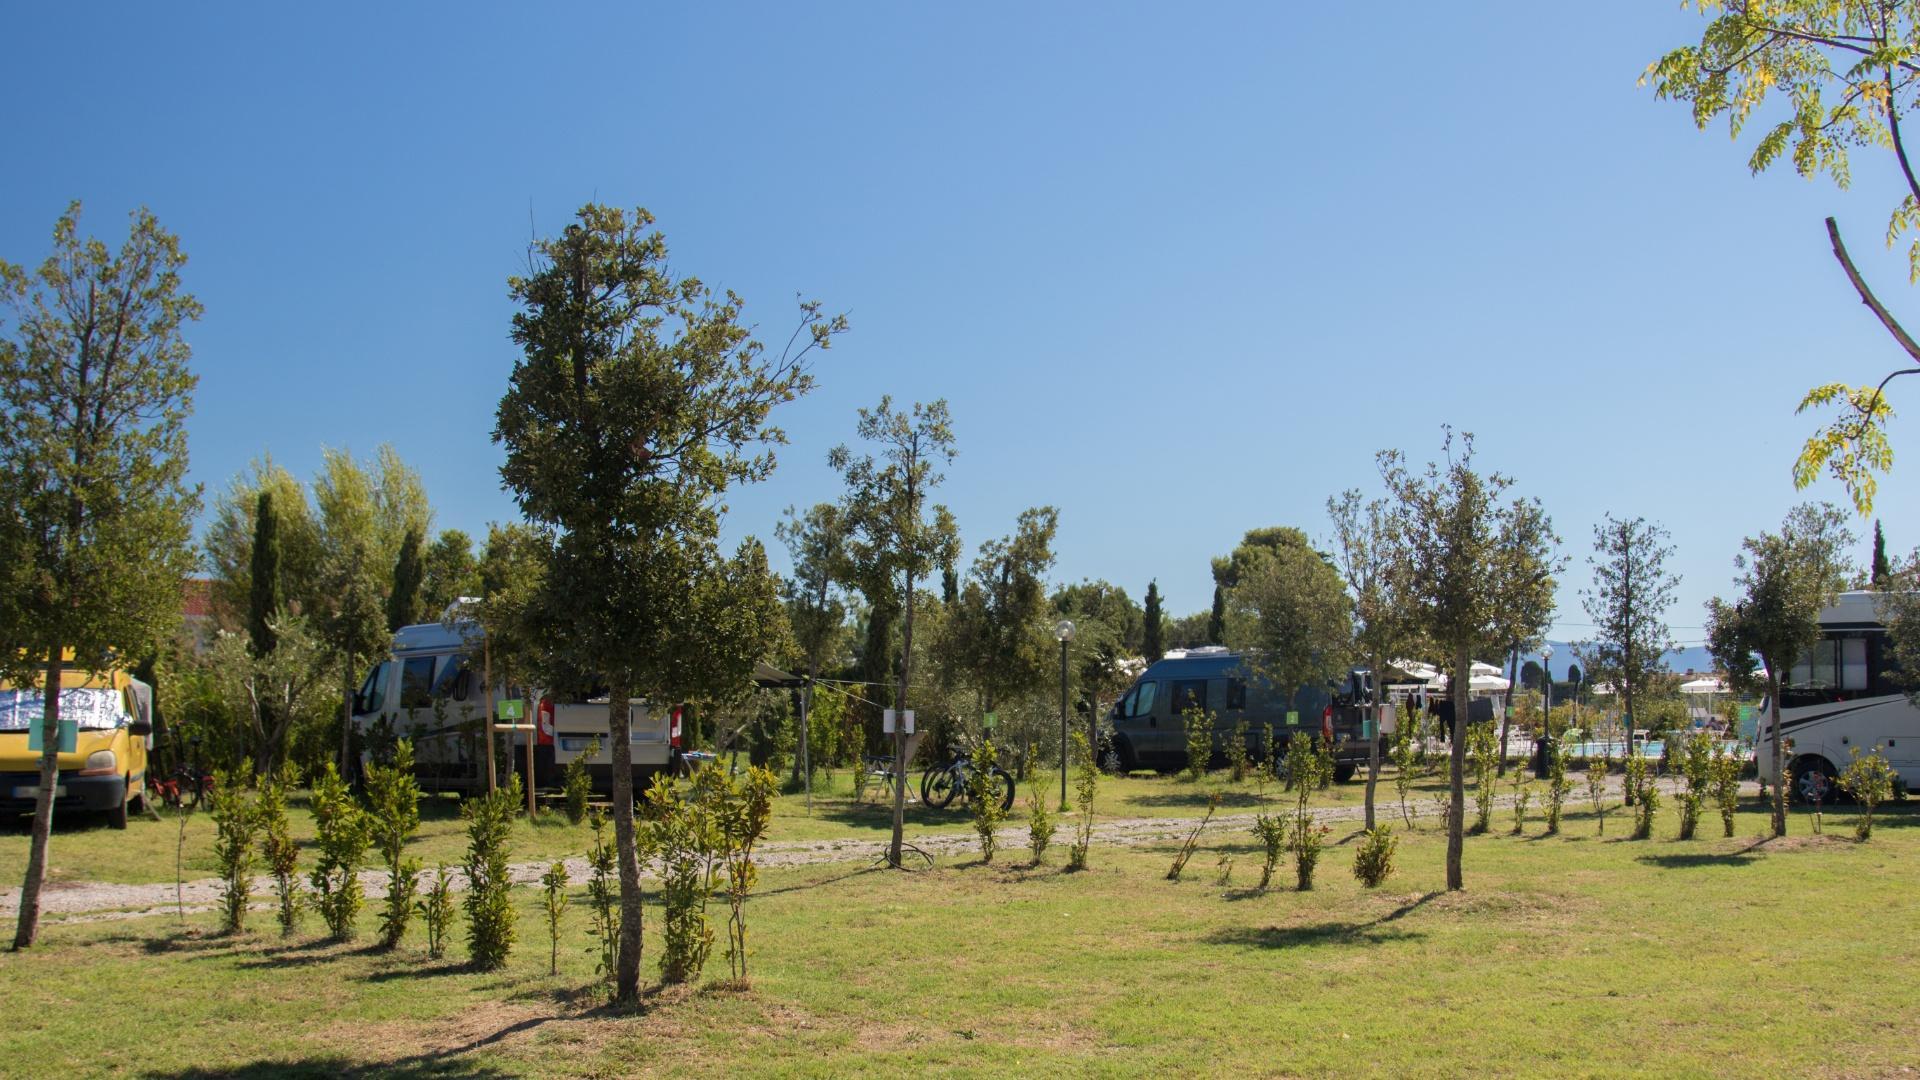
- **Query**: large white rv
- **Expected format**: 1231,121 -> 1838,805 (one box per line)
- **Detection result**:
1760,591 -> 1919,800
351,618 -> 678,792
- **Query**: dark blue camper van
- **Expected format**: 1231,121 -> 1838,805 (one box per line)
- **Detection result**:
1103,648 -> 1369,780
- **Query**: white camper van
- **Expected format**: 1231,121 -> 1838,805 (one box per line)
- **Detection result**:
1760,591 -> 1919,800
351,617 -> 679,793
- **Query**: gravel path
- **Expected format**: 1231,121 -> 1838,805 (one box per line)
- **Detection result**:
5,775 -> 1666,926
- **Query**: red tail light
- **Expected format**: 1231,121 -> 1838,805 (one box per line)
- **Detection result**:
670,706 -> 683,749
537,696 -> 555,746
1321,706 -> 1334,743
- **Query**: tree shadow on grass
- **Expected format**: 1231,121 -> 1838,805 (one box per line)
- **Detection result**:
755,865 -> 881,898
1125,790 -> 1265,810
1205,890 -> 1440,949
146,1056 -> 517,1080
1635,850 -> 1762,869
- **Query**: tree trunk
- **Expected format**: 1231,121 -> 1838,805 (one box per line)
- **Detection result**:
1446,644 -> 1469,892
1768,668 -> 1786,838
1622,676 -> 1637,808
339,652 -> 355,784
14,647 -> 66,948
1497,643 -> 1517,777
608,679 -> 644,1002
1363,650 -> 1381,831
888,571 -> 914,869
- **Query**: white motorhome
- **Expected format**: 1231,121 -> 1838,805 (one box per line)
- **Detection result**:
351,617 -> 679,792
1760,591 -> 1919,800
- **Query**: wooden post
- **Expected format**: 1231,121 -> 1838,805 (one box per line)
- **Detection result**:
527,697 -> 538,818
484,636 -> 497,796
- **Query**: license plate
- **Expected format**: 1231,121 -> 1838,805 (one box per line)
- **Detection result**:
14,785 -> 66,799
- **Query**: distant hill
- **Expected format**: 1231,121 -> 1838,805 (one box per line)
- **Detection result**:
1519,642 -> 1717,681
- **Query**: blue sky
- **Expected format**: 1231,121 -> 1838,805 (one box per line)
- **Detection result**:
4,4 -> 1914,651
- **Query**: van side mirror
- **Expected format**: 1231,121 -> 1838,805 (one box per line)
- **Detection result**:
128,717 -> 153,736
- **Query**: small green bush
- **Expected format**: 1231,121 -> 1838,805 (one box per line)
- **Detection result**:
585,808 -> 620,987
1709,743 -> 1742,838
1468,723 -> 1497,834
1840,746 -> 1896,840
1390,705 -> 1419,827
1067,730 -> 1097,871
1544,742 -> 1572,835
463,774 -> 522,969
1287,733 -> 1332,890
649,769 -> 717,984
365,740 -> 423,949
1510,773 -> 1533,836
1182,706 -> 1214,781
1352,824 -> 1398,888
716,764 -> 778,984
258,765 -> 301,937
1227,717 -> 1250,783
563,739 -> 597,826
1626,753 -> 1658,840
1165,792 -> 1218,882
541,861 -> 570,976
308,762 -> 369,941
1025,791 -> 1056,865
1588,755 -> 1610,835
1677,731 -> 1711,840
968,738 -> 1007,864
417,864 -> 454,960
1252,811 -> 1287,890
209,770 -> 258,935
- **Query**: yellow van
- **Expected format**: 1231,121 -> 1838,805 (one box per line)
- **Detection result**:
0,664 -> 153,829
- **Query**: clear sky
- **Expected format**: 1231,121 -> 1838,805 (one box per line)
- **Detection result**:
4,4 -> 1914,653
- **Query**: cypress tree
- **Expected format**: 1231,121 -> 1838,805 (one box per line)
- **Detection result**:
1206,584 -> 1226,644
248,491 -> 283,658
1872,520 -> 1890,588
1143,580 -> 1164,661
386,527 -> 424,631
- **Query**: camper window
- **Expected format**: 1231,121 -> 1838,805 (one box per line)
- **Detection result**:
399,656 -> 436,710
1123,680 -> 1158,718
1226,679 -> 1247,711
355,662 -> 392,716
1171,679 -> 1207,714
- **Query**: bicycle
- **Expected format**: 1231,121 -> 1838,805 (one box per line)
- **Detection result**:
919,751 -> 1015,812
151,736 -> 216,812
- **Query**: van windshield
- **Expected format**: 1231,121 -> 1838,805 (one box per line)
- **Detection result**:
1126,681 -> 1158,717
0,687 -> 127,732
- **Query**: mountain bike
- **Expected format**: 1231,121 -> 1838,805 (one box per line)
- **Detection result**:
919,751 -> 1015,812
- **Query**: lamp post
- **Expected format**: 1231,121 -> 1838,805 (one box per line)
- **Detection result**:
1539,645 -> 1553,775
1056,619 -> 1074,811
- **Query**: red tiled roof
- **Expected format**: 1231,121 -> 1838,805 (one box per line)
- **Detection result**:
182,577 -> 214,619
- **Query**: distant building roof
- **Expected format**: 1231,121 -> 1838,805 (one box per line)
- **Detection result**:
182,578 -> 214,620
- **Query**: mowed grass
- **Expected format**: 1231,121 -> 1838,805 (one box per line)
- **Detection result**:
4,796 -> 1917,1078
0,765 -> 1387,887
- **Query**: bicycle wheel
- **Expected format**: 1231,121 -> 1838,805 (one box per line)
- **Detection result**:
992,766 -> 1015,812
924,766 -> 960,809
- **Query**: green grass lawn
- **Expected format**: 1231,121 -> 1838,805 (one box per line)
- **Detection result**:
1,765 -> 1384,887
4,794 -> 1916,1078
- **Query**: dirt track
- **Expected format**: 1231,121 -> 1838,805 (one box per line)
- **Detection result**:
5,779 -> 1639,925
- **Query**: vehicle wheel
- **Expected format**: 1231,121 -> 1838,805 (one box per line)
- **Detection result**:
924,767 -> 960,809
1790,757 -> 1838,805
1101,738 -> 1136,775
128,783 -> 147,816
1333,762 -> 1357,784
992,767 -> 1016,812
107,792 -> 129,830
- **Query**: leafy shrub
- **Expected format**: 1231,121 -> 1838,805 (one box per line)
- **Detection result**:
649,769 -> 718,984
1626,753 -> 1658,840
1468,723 -> 1497,833
209,770 -> 259,935
258,765 -> 301,936
1677,732 -> 1712,840
1840,746 -> 1897,840
968,738 -> 1008,863
463,774 -> 522,969
418,864 -> 455,960
563,739 -> 598,825
1587,755 -> 1610,835
366,740 -> 423,949
1067,730 -> 1098,871
585,808 -> 621,988
541,861 -> 570,975
1253,811 -> 1287,890
1709,742 -> 1743,838
1287,733 -> 1332,890
1544,742 -> 1572,835
308,762 -> 369,941
1352,824 -> 1398,888
716,764 -> 778,984
1182,706 -> 1214,781
1025,791 -> 1056,865
1165,792 -> 1219,882
1227,717 -> 1250,783
1510,773 -> 1533,836
1213,853 -> 1234,887
1390,704 -> 1419,827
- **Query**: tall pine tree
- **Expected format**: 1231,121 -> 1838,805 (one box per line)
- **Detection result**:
386,526 -> 424,631
1872,520 -> 1890,588
1143,580 -> 1164,661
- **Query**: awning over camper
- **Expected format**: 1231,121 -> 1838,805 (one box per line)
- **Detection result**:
752,661 -> 804,689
